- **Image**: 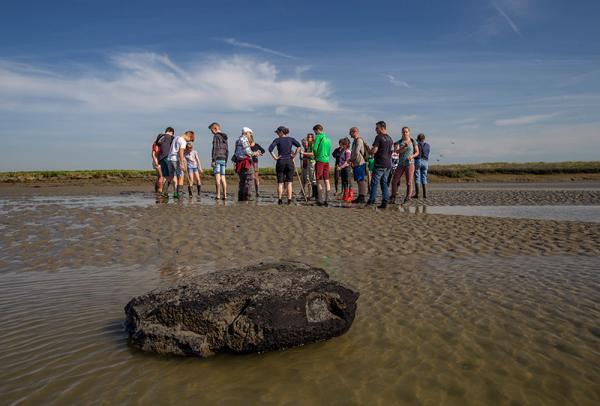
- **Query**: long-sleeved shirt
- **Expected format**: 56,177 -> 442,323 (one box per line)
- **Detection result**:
234,135 -> 253,160
268,136 -> 301,160
251,143 -> 265,163
350,137 -> 368,166
211,132 -> 228,162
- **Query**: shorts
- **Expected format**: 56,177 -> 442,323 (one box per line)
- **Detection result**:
353,164 -> 366,182
187,167 -> 199,174
159,158 -> 170,178
168,160 -> 183,178
275,158 -> 295,183
315,162 -> 330,180
213,159 -> 226,176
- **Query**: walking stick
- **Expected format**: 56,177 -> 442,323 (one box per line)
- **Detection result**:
295,156 -> 308,202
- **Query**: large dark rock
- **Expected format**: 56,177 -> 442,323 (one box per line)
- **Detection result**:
124,262 -> 359,357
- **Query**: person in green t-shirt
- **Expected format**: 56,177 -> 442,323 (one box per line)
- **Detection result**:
312,124 -> 332,206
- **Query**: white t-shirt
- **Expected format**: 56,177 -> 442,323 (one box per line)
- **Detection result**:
168,136 -> 186,162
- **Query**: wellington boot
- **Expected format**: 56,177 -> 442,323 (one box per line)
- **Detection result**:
347,189 -> 354,202
422,184 -> 427,199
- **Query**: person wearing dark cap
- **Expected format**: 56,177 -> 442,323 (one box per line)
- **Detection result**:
269,126 -> 301,205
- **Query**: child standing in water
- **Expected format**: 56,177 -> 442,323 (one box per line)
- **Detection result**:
336,137 -> 353,201
184,142 -> 202,197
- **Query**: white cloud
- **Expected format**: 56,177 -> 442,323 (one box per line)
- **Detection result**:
0,52 -> 337,113
222,38 -> 295,59
494,113 -> 556,126
384,74 -> 411,88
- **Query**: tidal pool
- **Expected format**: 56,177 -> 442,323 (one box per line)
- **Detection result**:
0,255 -> 598,404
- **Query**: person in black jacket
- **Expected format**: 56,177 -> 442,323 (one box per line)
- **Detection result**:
209,122 -> 229,200
246,131 -> 265,197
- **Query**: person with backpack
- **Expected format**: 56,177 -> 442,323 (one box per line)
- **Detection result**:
312,124 -> 332,206
366,121 -> 393,209
413,133 -> 430,199
234,127 -> 260,201
209,122 -> 229,200
348,127 -> 369,203
152,127 -> 174,196
390,126 -> 419,204
168,130 -> 195,198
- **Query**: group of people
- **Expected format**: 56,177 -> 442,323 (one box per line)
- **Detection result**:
151,121 -> 431,208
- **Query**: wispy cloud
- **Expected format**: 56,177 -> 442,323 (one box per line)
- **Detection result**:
491,1 -> 522,36
384,74 -> 411,88
222,38 -> 295,59
494,113 -> 556,126
0,52 -> 338,113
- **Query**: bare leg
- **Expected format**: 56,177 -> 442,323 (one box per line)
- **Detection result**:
277,183 -> 284,199
286,182 -> 293,200
221,176 -> 227,199
215,174 -> 221,199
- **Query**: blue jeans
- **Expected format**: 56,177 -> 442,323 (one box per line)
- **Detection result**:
368,167 -> 390,203
414,159 -> 429,184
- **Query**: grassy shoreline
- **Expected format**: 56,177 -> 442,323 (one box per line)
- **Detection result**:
1,161 -> 599,184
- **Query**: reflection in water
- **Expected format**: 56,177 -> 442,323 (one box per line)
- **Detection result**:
0,256 -> 598,404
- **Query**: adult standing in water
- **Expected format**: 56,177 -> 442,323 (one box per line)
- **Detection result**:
312,124 -> 332,206
348,127 -> 369,203
167,130 -> 195,198
209,122 -> 229,200
413,133 -> 430,199
247,132 -> 265,197
300,133 -> 317,200
390,127 -> 418,204
366,121 -> 393,209
234,127 -> 259,201
269,126 -> 301,205
153,127 -> 174,196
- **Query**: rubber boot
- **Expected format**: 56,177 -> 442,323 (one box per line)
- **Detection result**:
352,194 -> 365,203
312,185 -> 319,201
197,184 -> 201,195
422,184 -> 427,199
413,184 -> 419,199
188,186 -> 193,197
348,188 -> 354,202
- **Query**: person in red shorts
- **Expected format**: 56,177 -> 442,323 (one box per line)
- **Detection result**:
312,124 -> 332,206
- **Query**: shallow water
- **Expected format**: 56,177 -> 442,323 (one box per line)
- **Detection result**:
2,196 -> 600,223
0,255 -> 598,405
423,205 -> 600,223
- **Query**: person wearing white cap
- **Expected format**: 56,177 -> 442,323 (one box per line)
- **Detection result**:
233,127 -> 259,201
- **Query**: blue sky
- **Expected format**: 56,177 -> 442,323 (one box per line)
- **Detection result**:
1,0 -> 599,170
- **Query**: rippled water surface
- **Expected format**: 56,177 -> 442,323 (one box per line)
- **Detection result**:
2,196 -> 600,223
1,255 -> 599,405
424,205 -> 600,222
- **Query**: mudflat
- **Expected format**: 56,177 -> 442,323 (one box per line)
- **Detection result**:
1,181 -> 599,404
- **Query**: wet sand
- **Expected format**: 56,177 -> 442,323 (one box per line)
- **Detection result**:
1,181 -> 599,404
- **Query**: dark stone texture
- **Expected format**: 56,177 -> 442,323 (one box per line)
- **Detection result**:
124,262 -> 359,357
